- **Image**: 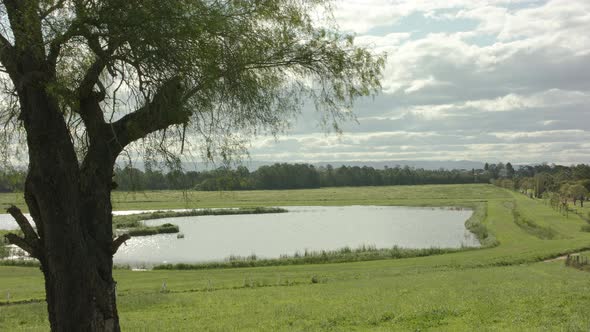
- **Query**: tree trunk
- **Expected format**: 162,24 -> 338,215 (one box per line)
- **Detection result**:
31,178 -> 120,332
15,80 -> 121,331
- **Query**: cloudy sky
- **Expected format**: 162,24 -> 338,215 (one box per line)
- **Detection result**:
247,0 -> 590,165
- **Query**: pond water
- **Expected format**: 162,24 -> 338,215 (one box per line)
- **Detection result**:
0,206 -> 479,265
114,206 -> 478,265
0,213 -> 27,230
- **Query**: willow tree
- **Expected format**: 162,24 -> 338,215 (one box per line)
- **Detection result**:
0,0 -> 383,330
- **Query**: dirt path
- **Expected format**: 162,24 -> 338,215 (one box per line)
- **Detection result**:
544,253 -> 580,262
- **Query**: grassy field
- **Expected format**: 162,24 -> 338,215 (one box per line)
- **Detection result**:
2,184 -> 590,331
1,184 -> 509,212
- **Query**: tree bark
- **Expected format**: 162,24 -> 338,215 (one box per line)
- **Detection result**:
11,78 -> 122,331
1,2 -> 123,327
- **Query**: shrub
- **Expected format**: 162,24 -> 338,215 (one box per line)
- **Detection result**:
153,244 -> 475,270
464,202 -> 498,247
126,224 -> 180,236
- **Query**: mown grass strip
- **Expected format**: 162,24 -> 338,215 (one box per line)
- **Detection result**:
511,201 -> 559,240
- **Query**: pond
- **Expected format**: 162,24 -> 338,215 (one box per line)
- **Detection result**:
0,206 -> 479,265
115,206 -> 478,265
0,213 -> 26,230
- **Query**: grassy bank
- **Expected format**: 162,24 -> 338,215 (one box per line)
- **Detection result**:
2,184 -> 590,330
512,202 -> 560,240
153,245 -> 476,270
124,223 -> 180,236
463,202 -> 497,247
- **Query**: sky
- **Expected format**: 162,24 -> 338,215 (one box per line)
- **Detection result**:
246,0 -> 590,165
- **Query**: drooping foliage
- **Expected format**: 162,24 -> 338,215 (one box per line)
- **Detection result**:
1,0 -> 384,165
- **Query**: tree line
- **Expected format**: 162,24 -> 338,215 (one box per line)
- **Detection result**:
3,163 -> 589,193
0,169 -> 26,193
489,162 -> 590,210
112,163 -> 492,191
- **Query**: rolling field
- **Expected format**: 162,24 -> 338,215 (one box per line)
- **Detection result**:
1,184 -> 509,212
2,184 -> 590,331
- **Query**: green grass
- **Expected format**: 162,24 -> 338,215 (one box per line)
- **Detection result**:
1,261 -> 590,330
511,201 -> 560,240
2,184 -> 590,331
125,223 -> 180,236
153,246 -> 474,270
0,184 -> 510,212
464,202 -> 497,247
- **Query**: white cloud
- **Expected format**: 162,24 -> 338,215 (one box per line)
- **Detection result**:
404,76 -> 447,94
463,90 -> 590,112
492,129 -> 589,141
355,32 -> 411,50
332,0 -> 412,34
332,0 -> 543,33
254,1 -> 590,164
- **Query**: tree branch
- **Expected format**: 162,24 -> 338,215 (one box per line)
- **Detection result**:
3,0 -> 45,60
110,77 -> 190,153
4,233 -> 36,257
0,33 -> 18,80
76,23 -> 122,100
0,33 -> 13,55
46,22 -> 81,74
74,34 -> 121,144
74,28 -> 124,139
78,58 -> 107,100
111,234 -> 130,255
4,206 -> 45,259
39,0 -> 67,20
76,58 -> 108,138
7,206 -> 39,242
24,180 -> 45,240
4,206 -> 42,258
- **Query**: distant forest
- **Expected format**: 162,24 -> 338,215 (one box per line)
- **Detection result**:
1,162 -> 589,193
112,164 -> 491,191
489,163 -> 590,202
